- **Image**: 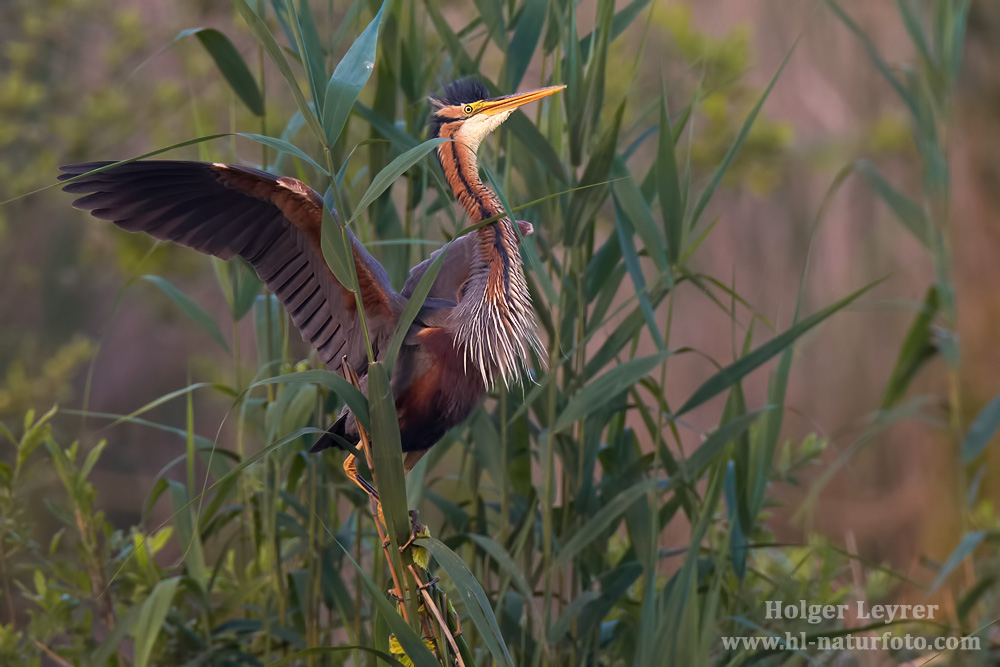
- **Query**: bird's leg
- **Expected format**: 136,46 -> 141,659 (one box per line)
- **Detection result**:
340,355 -> 380,504
342,451 -> 379,501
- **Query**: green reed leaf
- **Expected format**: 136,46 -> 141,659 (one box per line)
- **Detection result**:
140,276 -> 229,352
176,28 -> 264,116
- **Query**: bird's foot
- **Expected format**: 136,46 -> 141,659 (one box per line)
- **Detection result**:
399,509 -> 426,551
382,510 -> 429,554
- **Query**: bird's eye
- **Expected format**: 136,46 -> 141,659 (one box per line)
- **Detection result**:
463,105 -> 474,115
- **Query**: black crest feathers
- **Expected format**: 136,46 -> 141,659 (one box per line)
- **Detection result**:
428,78 -> 489,138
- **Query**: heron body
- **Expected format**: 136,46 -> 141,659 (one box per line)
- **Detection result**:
61,79 -> 563,470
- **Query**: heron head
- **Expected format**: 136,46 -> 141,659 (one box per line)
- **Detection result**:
429,79 -> 564,151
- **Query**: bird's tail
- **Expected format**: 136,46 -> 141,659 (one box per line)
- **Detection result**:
309,412 -> 357,453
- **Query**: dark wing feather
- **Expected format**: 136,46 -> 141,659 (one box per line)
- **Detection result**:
60,160 -> 399,373
400,233 -> 473,302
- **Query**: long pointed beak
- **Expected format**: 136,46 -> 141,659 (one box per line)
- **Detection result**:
480,84 -> 566,116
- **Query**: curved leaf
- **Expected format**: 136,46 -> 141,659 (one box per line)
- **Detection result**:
140,275 -> 229,352
176,28 -> 264,116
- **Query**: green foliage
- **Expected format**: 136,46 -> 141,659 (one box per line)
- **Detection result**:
0,1 -> 989,665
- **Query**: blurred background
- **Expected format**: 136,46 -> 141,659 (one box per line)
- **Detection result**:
2,0 -> 997,639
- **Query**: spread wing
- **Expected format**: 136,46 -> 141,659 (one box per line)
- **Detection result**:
60,160 -> 399,373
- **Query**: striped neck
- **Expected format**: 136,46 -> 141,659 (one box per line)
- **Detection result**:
435,135 -> 543,387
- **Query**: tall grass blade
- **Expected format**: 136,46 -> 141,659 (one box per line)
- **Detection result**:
684,409 -> 770,475
233,0 -> 326,142
675,279 -> 883,417
506,0 -> 547,90
688,41 -> 796,230
657,88 -> 684,264
140,275 -> 229,352
929,531 -> 985,593
291,0 -> 327,114
881,286 -> 939,409
330,537 -> 439,666
613,205 -> 666,349
348,138 -> 448,224
419,536 -> 515,667
961,394 -> 1000,464
237,133 -> 328,174
554,351 -> 671,433
132,577 -> 181,667
553,478 -> 662,569
251,370 -> 369,431
826,1 -> 919,116
367,362 -> 410,547
856,160 -> 933,248
176,28 -> 264,116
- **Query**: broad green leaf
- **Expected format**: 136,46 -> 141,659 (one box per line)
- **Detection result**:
176,28 -> 264,116
322,1 -> 387,147
419,537 -> 515,667
726,461 -> 747,579
948,0 -> 971,82
133,577 -> 181,667
167,481 -> 207,589
583,282 -> 670,378
348,138 -> 448,224
140,275 -> 229,352
231,258 -> 263,320
929,531 -> 985,593
962,394 -> 1000,463
237,133 -> 329,175
675,279 -> 882,417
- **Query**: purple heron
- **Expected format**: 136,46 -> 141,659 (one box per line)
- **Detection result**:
60,79 -> 564,485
